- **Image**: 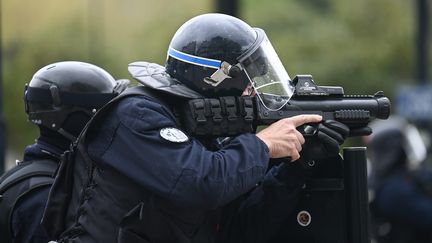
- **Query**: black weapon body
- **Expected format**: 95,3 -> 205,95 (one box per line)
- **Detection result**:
257,92 -> 390,137
178,75 -> 391,137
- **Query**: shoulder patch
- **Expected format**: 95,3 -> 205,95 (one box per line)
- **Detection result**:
160,127 -> 189,143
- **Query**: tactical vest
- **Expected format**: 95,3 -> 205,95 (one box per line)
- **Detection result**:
42,86 -> 209,243
0,159 -> 58,242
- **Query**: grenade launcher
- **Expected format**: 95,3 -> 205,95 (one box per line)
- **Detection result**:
177,75 -> 391,137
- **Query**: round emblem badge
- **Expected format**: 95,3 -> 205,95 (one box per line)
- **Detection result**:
297,210 -> 312,227
160,127 -> 189,143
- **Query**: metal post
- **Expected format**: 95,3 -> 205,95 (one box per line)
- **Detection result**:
343,147 -> 370,243
0,0 -> 5,174
216,0 -> 239,17
416,0 -> 429,84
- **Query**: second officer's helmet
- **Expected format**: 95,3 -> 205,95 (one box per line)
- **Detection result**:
24,61 -> 129,140
367,116 -> 427,178
165,13 -> 295,110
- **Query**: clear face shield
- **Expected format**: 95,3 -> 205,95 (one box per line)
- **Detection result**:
238,28 -> 295,111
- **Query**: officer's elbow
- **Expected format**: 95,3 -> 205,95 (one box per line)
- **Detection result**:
169,172 -> 232,209
169,153 -> 265,209
170,171 -> 261,209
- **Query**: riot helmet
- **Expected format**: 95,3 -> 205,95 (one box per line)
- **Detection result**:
367,116 -> 427,178
24,61 -> 128,141
165,13 -> 294,110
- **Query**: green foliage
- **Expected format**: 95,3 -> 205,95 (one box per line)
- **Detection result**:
2,0 -> 212,154
2,0 -> 431,154
242,0 -> 420,95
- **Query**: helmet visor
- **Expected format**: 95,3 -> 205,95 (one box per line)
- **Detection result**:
238,29 -> 294,111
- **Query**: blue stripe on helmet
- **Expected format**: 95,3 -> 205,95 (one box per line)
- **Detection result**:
168,47 -> 222,69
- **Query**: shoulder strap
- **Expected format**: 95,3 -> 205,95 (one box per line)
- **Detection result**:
0,160 -> 58,194
0,159 -> 58,242
77,85 -> 170,146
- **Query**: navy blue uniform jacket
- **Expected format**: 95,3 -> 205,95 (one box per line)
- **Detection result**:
86,94 -> 305,242
88,95 -> 269,209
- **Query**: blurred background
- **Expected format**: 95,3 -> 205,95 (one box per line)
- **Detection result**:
0,0 -> 431,172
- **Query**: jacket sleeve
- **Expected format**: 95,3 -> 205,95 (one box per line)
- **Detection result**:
88,96 -> 270,210
216,160 -> 308,243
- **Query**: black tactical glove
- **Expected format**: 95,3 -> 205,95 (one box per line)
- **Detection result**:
301,120 -> 350,161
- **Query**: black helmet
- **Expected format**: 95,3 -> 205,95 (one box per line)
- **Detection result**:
24,61 -> 128,140
165,13 -> 295,105
368,116 -> 427,179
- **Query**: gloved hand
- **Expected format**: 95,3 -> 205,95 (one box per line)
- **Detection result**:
301,120 -> 350,161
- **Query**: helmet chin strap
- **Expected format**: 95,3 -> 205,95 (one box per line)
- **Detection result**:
37,126 -> 72,152
57,128 -> 76,142
54,108 -> 94,142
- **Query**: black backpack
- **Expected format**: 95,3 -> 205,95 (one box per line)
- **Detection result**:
41,85 -> 171,240
0,159 -> 58,242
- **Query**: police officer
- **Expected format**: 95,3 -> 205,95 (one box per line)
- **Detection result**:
0,61 -> 128,243
42,14 -> 349,243
367,116 -> 432,243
